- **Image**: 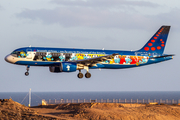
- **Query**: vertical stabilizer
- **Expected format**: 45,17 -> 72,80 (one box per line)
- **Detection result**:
138,26 -> 171,54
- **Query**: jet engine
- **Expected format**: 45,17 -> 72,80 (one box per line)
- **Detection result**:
49,66 -> 61,73
61,62 -> 77,72
49,62 -> 77,73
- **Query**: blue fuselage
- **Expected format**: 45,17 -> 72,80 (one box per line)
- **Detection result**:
4,26 -> 173,78
5,47 -> 173,69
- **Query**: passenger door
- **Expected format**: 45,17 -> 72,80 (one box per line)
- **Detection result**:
26,49 -> 36,59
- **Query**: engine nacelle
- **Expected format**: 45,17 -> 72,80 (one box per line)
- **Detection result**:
49,62 -> 77,73
61,62 -> 77,72
49,66 -> 61,73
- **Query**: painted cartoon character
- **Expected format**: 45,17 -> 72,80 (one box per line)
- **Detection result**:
70,53 -> 78,61
139,56 -> 148,64
93,55 -> 97,58
124,55 -> 132,64
104,60 -> 109,64
43,52 -> 54,61
59,53 -> 65,62
114,55 -> 120,64
83,54 -> 88,59
77,54 -> 84,60
18,51 -> 27,58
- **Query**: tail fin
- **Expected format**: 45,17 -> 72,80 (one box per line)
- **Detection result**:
138,26 -> 171,54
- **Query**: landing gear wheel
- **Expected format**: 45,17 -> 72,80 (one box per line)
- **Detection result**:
25,65 -> 30,76
25,72 -> 29,76
77,73 -> 83,78
85,72 -> 91,78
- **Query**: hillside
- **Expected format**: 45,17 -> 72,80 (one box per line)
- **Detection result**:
36,103 -> 180,120
1,99 -> 180,120
0,99 -> 60,120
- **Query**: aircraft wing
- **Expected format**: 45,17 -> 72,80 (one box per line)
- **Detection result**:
72,53 -> 119,66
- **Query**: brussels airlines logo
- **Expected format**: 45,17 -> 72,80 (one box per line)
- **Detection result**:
67,65 -> 70,71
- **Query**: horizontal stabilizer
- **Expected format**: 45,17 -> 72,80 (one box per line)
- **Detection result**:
149,54 -> 174,59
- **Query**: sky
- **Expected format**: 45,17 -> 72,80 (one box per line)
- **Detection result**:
0,0 -> 180,92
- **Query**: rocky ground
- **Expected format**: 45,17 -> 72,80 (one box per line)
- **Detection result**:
1,99 -> 180,120
0,99 -> 60,120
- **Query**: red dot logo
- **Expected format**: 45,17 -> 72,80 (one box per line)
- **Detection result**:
148,43 -> 153,46
157,46 -> 161,50
158,32 -> 161,34
161,41 -> 164,43
161,44 -> 165,47
156,34 -> 159,36
144,47 -> 149,51
154,37 -> 157,39
160,39 -> 163,41
151,40 -> 155,42
160,29 -> 163,32
151,47 -> 156,51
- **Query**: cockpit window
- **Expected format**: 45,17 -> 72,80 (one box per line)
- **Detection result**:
11,51 -> 19,57
11,51 -> 18,54
11,50 -> 27,58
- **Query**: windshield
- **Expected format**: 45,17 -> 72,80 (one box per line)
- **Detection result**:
11,50 -> 27,58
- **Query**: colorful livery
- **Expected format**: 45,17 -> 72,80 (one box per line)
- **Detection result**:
5,26 -> 173,78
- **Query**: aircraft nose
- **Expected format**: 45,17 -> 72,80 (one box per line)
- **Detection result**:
5,55 -> 10,62
4,55 -> 15,63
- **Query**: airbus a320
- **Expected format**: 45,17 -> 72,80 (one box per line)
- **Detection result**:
5,26 -> 173,78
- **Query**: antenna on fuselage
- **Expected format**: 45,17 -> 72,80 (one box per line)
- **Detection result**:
29,45 -> 31,47
102,48 -> 105,50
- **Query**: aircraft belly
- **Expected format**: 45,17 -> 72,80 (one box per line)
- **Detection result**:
15,61 -> 57,66
102,64 -> 137,69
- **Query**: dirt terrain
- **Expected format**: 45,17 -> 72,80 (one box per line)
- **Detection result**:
1,99 -> 180,120
0,99 -> 60,120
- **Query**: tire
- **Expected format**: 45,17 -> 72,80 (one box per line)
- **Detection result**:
25,72 -> 29,76
85,72 -> 91,78
77,73 -> 83,78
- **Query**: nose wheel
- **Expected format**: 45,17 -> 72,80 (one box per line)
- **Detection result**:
25,72 -> 29,76
25,65 -> 30,76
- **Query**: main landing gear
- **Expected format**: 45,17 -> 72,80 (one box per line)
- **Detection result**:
85,72 -> 91,78
77,67 -> 91,78
25,65 -> 30,76
77,71 -> 83,78
77,71 -> 91,78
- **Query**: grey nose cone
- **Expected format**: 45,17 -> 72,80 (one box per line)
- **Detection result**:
4,55 -> 14,64
4,55 -> 9,62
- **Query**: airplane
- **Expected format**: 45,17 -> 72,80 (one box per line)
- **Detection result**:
5,26 -> 174,78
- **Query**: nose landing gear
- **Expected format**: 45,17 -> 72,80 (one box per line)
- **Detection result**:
25,65 -> 30,76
